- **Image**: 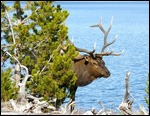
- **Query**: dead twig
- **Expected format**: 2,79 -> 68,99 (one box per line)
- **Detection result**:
119,71 -> 134,115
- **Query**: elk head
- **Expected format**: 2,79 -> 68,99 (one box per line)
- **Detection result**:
70,17 -> 124,87
72,54 -> 110,86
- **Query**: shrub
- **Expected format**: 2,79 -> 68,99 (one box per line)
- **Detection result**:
1,68 -> 18,102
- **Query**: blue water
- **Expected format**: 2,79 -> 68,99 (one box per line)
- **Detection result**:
54,1 -> 149,111
3,1 -> 149,111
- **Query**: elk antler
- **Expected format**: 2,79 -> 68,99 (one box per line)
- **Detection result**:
68,37 -> 96,56
90,17 -> 124,56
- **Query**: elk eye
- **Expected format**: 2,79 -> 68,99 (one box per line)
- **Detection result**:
93,62 -> 97,65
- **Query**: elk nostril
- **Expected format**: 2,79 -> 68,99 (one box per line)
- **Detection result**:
106,72 -> 110,77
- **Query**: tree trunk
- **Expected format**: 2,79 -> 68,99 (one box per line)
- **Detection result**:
14,63 -> 21,88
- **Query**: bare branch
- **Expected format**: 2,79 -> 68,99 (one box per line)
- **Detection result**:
9,99 -> 19,111
1,44 -> 15,49
123,71 -> 130,102
83,111 -> 94,115
31,35 -> 50,50
3,50 -> 32,105
3,50 -> 21,65
119,71 -> 134,115
59,99 -> 76,115
39,55 -> 53,75
139,104 -> 148,115
20,65 -> 32,85
17,64 -> 32,105
2,1 -> 15,44
1,1 -> 19,65
98,100 -> 106,110
30,50 -> 38,59
97,100 -> 114,115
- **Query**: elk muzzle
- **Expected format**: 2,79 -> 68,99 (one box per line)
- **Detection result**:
103,70 -> 110,78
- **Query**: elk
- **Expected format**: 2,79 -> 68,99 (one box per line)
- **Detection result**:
69,17 -> 124,101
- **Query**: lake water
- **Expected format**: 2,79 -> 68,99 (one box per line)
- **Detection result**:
54,1 -> 149,111
3,1 -> 149,111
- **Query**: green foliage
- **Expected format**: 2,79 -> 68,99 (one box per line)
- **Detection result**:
144,73 -> 149,108
1,1 -> 78,107
1,68 -> 18,102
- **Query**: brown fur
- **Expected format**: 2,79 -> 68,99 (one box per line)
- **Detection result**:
70,54 -> 110,101
73,55 -> 110,86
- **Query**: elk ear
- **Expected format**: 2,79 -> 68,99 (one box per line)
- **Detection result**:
97,56 -> 103,60
100,56 -> 103,60
73,55 -> 84,62
84,56 -> 89,65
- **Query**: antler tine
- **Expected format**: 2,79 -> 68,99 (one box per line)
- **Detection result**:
68,37 -> 96,55
90,17 -> 114,52
96,49 -> 124,57
110,49 -> 124,56
91,17 -> 124,56
101,33 -> 117,53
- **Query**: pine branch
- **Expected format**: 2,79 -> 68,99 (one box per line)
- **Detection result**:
38,42 -> 62,75
21,5 -> 40,24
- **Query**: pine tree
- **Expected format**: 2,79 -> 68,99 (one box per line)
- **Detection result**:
1,68 -> 18,102
1,1 -> 78,107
